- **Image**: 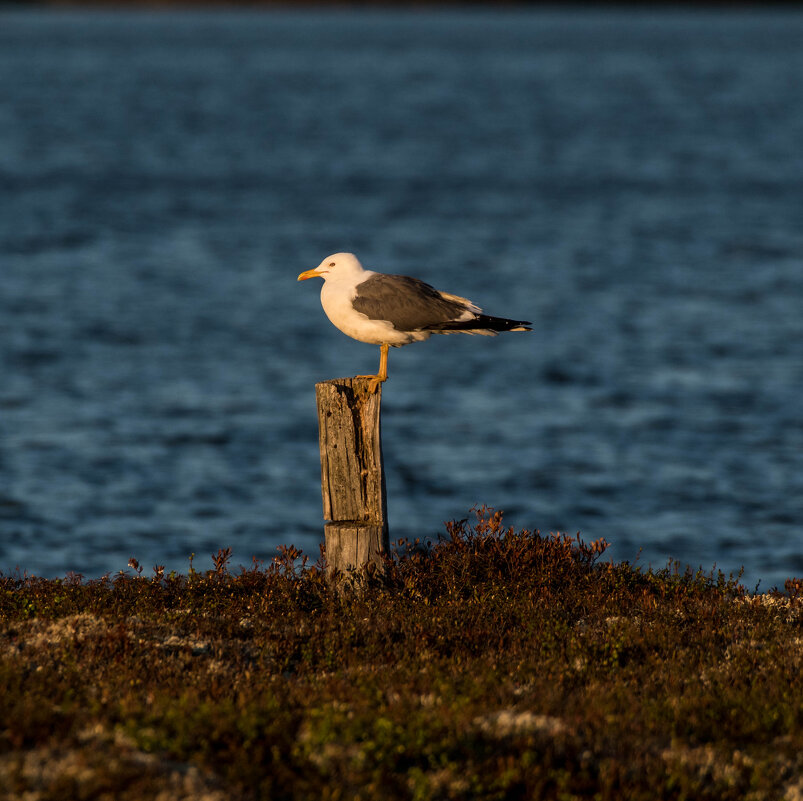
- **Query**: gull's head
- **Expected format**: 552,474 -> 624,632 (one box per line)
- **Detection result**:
297,253 -> 364,283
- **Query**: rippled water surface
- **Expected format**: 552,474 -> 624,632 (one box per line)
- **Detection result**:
1,9 -> 802,587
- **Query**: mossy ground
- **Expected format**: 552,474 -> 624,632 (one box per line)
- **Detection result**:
1,509 -> 801,800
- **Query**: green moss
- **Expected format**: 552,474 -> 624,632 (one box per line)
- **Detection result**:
1,509 -> 801,800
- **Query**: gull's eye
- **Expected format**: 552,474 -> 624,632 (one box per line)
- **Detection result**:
329,262 -> 336,267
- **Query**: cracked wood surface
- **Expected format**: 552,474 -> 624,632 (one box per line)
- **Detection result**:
315,378 -> 389,575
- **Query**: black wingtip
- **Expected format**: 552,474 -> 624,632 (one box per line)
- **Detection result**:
424,315 -> 532,333
476,315 -> 532,332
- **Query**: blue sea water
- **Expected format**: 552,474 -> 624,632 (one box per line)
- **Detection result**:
1,8 -> 802,589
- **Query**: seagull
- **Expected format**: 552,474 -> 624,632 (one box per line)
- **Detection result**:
298,253 -> 532,392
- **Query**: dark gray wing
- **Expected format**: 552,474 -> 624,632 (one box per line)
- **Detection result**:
352,274 -> 470,331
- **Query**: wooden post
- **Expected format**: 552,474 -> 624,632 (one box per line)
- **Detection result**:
315,377 -> 389,578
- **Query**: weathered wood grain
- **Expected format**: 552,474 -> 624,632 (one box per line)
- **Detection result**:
315,377 -> 389,577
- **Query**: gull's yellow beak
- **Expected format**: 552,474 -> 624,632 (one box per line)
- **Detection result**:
297,268 -> 323,282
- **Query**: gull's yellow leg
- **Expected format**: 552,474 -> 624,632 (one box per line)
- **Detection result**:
378,343 -> 389,381
366,343 -> 389,394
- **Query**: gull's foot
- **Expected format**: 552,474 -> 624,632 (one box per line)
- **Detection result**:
367,376 -> 385,394
355,375 -> 386,394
